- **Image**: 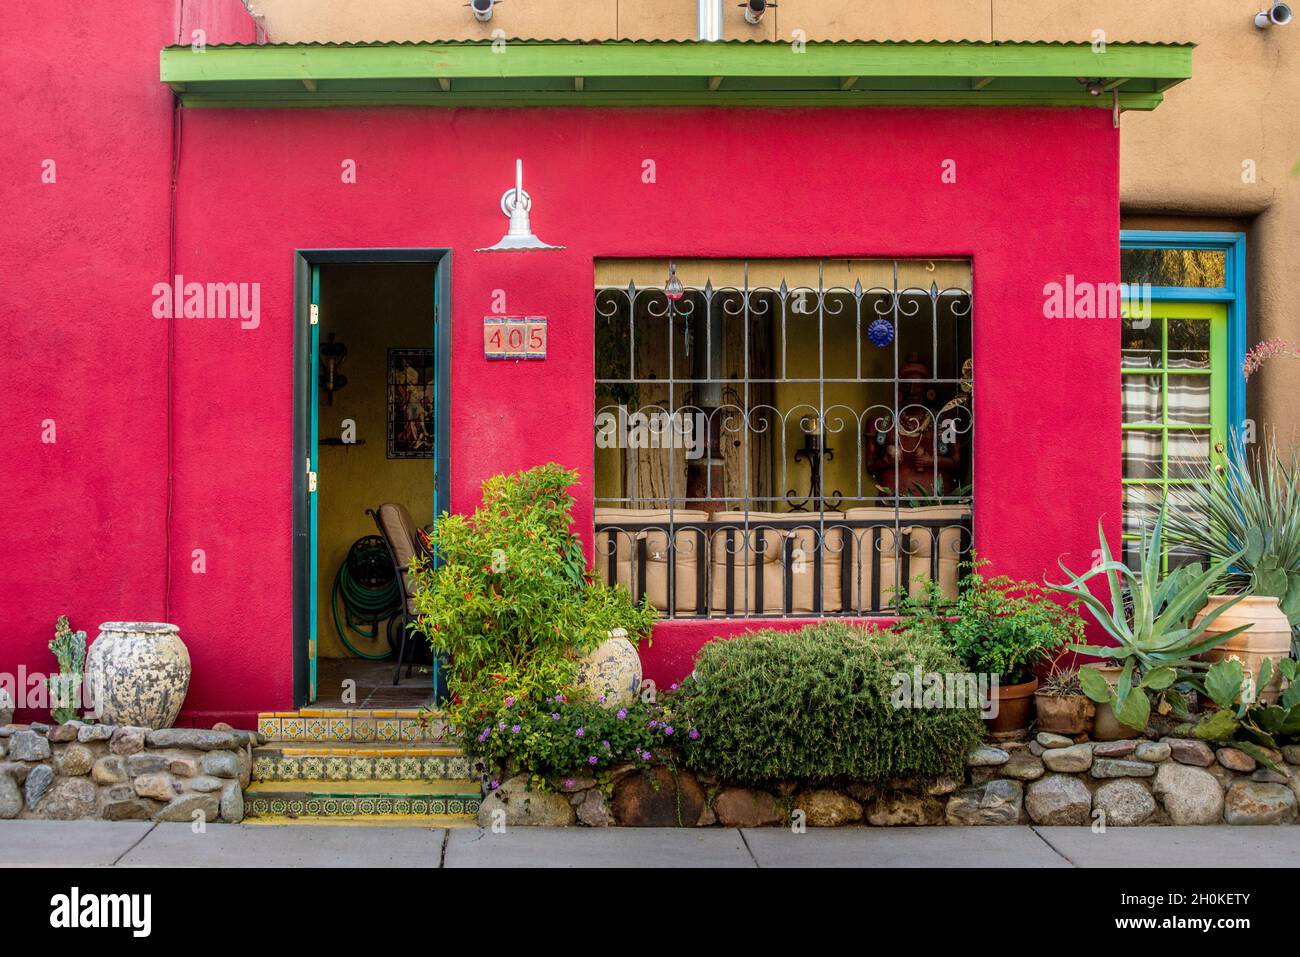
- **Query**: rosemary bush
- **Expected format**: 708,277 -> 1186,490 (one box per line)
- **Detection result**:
671,621 -> 985,785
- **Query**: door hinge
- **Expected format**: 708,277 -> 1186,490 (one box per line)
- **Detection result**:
310,303 -> 319,325
307,457 -> 317,492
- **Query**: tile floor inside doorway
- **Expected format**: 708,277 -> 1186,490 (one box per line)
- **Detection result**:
314,658 -> 434,709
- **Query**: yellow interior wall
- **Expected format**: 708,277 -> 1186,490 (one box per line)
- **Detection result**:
316,263 -> 436,659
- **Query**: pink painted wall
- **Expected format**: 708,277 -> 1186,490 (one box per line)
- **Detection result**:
0,0 -> 1121,727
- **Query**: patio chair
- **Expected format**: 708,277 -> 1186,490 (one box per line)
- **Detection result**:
366,502 -> 437,689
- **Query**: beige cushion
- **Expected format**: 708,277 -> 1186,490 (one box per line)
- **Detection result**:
843,505 -> 971,611
594,508 -> 709,614
377,502 -> 422,597
709,512 -> 844,615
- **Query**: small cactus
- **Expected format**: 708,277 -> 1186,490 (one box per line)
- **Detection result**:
48,615 -> 87,724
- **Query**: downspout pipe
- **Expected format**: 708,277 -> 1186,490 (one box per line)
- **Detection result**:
697,0 -> 723,40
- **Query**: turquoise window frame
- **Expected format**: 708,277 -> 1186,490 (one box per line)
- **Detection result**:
1120,230 -> 1247,434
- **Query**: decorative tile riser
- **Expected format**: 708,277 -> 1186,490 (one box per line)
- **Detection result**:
257,715 -> 448,744
253,753 -> 474,782
245,795 -> 480,818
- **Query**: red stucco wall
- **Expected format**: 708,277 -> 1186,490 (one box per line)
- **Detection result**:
2,2 -> 1121,727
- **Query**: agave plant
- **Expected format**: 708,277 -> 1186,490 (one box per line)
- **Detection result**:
1163,431 -> 1300,643
1045,504 -> 1249,732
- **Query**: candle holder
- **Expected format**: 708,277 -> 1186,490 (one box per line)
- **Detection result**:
785,416 -> 842,511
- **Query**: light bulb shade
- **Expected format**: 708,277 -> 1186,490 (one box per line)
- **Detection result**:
664,263 -> 685,300
476,159 -> 565,252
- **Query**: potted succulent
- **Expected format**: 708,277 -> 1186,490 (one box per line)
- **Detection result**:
899,559 -> 1084,740
1164,433 -> 1299,700
1047,504 -> 1248,740
1033,665 -> 1095,736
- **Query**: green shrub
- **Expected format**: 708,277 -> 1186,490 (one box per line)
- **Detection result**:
408,463 -> 656,751
671,621 -> 985,785
899,557 -> 1083,684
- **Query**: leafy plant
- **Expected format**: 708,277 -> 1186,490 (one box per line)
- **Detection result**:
1164,431 -> 1300,644
48,615 -> 87,724
469,692 -> 676,785
1046,504 -> 1249,734
410,463 -> 654,676
897,557 -> 1084,684
409,464 -> 656,748
670,621 -> 986,785
1185,657 -> 1300,769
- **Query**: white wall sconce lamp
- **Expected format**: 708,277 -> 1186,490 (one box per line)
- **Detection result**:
1255,2 -> 1293,27
476,159 -> 565,252
741,0 -> 774,25
468,0 -> 498,23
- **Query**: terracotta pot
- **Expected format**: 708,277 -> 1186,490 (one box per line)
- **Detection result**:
985,677 -> 1039,740
1033,691 -> 1095,735
1193,595 -> 1292,705
1083,663 -> 1144,741
85,622 -> 191,729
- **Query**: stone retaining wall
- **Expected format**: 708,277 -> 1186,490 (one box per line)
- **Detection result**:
0,722 -> 255,823
478,736 -> 1300,828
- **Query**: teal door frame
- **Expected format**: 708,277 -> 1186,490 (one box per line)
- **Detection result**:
292,249 -> 452,707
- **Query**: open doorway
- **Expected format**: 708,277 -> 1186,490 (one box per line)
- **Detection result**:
293,251 -> 451,710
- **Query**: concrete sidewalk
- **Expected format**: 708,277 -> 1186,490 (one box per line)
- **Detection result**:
3,821 -> 1300,867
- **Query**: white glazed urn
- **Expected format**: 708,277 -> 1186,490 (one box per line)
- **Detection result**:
575,628 -> 643,709
85,622 -> 191,729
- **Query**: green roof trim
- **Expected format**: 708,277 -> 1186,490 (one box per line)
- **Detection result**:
160,39 -> 1192,110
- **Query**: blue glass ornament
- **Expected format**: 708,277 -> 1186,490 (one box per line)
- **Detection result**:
867,317 -> 894,347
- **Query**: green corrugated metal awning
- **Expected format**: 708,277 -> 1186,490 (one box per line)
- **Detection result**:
160,39 -> 1192,109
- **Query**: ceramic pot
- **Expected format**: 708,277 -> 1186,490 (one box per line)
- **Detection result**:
1033,691 -> 1095,735
574,629 -> 642,709
986,677 -> 1039,740
1194,595 -> 1292,705
1083,663 -> 1144,741
85,622 -> 191,729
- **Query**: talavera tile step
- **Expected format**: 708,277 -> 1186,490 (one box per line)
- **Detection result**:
252,743 -> 476,783
256,708 -> 448,744
243,778 -> 482,819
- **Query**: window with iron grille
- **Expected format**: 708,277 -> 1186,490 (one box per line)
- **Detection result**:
594,259 -> 973,618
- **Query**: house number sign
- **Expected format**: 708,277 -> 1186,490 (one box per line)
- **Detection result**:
483,316 -> 547,360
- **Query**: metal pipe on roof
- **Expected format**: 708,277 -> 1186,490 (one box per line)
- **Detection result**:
698,0 -> 724,41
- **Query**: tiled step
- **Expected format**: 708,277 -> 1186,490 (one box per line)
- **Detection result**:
243,778 -> 482,819
257,708 -> 448,744
252,743 -> 475,783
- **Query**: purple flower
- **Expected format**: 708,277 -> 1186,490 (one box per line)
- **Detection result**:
688,728 -> 700,740
498,721 -> 506,731
602,740 -> 610,749
555,694 -> 566,703
663,726 -> 675,736
649,720 -> 658,728
588,755 -> 599,766
551,712 -> 560,720
505,696 -> 515,707
616,709 -> 627,720
489,780 -> 500,790
565,778 -> 575,789
598,694 -> 606,703
511,724 -> 521,734
575,727 -> 585,737
478,728 -> 490,743
640,751 -> 652,761
670,682 -> 679,691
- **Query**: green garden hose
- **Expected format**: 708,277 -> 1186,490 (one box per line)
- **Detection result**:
331,536 -> 403,660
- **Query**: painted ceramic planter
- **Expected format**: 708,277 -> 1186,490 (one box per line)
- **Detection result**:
85,622 -> 191,729
986,677 -> 1038,740
575,629 -> 642,709
1033,691 -> 1095,735
1194,595 -> 1292,705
